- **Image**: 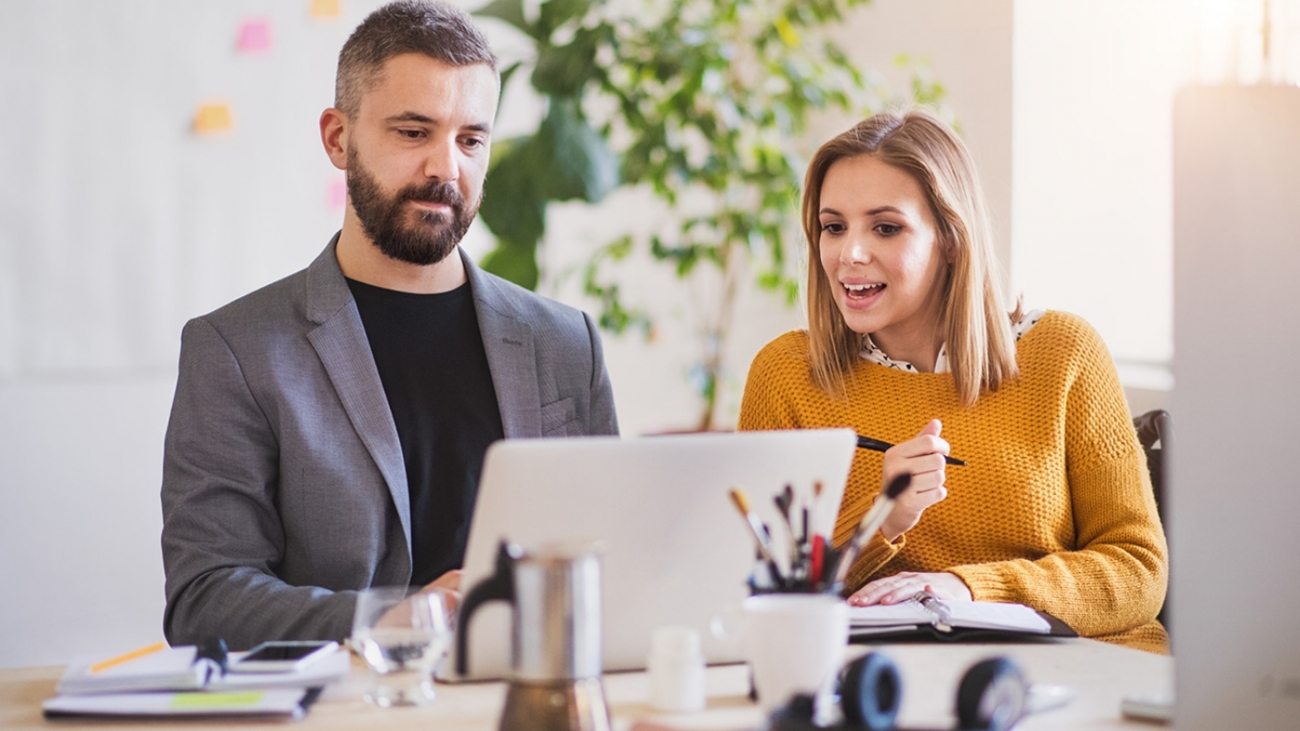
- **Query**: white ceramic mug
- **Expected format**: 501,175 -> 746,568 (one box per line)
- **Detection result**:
741,593 -> 849,713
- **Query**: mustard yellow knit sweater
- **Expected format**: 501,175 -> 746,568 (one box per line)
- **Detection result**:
738,311 -> 1169,653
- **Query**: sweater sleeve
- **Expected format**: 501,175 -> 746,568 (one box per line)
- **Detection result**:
949,318 -> 1168,637
841,529 -> 907,592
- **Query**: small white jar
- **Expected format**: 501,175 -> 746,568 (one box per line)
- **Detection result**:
647,625 -> 706,712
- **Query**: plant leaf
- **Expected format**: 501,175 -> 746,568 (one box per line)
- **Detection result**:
479,139 -> 547,263
480,238 -> 540,289
531,27 -> 599,96
474,0 -> 535,39
538,0 -> 589,34
537,97 -> 620,202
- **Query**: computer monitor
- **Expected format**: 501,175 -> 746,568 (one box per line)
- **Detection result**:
1171,84 -> 1300,728
441,429 -> 857,681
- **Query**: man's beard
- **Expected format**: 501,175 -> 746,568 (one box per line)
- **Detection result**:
345,147 -> 480,266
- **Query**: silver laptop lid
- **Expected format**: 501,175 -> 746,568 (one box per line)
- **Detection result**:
442,429 -> 856,681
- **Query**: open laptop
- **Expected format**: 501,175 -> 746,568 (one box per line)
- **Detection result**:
440,428 -> 856,681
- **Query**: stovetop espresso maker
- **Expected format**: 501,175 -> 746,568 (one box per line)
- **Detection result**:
456,541 -> 612,731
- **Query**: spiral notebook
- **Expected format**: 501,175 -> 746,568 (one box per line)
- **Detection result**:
848,592 -> 1076,641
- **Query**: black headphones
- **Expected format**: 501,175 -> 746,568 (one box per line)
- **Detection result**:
767,652 -> 1029,731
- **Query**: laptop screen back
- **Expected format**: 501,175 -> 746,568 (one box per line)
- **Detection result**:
442,429 -> 856,681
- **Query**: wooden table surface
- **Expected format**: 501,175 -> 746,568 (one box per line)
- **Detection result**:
1,639 -> 1171,730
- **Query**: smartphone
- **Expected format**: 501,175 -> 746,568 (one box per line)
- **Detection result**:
228,640 -> 339,674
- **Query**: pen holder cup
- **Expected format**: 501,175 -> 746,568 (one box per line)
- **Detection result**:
712,593 -> 849,715
746,537 -> 853,596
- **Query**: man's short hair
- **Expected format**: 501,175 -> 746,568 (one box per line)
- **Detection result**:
335,0 -> 497,118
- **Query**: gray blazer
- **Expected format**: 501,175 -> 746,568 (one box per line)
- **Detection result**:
161,238 -> 618,649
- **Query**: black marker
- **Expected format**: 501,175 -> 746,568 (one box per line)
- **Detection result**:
857,434 -> 966,466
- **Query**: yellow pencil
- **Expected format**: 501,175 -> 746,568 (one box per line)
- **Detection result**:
90,642 -> 166,673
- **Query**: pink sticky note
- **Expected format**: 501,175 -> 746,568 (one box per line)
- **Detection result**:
236,19 -> 273,54
327,178 -> 348,210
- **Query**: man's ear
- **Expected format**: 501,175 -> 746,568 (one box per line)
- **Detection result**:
320,108 -> 349,171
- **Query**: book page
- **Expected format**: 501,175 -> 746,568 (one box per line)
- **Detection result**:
941,599 -> 1051,633
847,600 -> 934,627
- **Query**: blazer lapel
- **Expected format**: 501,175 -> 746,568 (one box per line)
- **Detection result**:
463,250 -> 542,438
303,238 -> 412,548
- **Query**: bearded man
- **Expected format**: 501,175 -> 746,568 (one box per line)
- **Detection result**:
160,0 -> 618,649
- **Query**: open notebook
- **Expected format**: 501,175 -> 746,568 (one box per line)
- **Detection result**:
849,592 -> 1075,641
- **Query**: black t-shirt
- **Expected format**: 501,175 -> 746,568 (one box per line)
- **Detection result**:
346,278 -> 504,586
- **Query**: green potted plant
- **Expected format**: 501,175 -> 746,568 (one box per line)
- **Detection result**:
476,0 -> 943,430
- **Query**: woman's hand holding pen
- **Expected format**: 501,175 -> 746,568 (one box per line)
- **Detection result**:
848,571 -> 972,606
879,419 -> 951,541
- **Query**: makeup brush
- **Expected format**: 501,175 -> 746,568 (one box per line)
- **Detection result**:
729,487 -> 783,579
775,484 -> 810,581
829,473 -> 912,586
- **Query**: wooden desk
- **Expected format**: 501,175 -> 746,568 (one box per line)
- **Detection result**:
0,640 -> 1170,730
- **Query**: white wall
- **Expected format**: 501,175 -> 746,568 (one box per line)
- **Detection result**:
1,0 -> 1183,668
0,0 -> 481,669
0,376 -> 175,667
1010,0 -> 1190,389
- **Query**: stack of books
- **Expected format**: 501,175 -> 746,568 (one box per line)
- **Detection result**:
42,641 -> 347,720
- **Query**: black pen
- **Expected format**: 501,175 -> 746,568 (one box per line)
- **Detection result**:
856,434 -> 966,466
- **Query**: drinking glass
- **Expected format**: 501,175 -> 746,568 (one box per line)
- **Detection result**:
351,587 -> 455,707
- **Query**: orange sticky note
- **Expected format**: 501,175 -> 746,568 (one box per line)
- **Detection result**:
193,102 -> 234,135
309,0 -> 341,19
236,18 -> 273,54
327,178 -> 348,210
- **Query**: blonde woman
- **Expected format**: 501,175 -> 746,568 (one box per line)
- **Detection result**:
738,110 -> 1168,653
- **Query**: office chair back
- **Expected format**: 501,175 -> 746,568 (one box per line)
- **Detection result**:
1133,408 -> 1171,626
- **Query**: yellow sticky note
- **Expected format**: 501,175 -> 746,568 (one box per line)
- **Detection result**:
193,102 -> 234,135
310,0 -> 341,19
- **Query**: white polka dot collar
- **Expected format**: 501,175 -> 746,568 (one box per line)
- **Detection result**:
858,310 -> 1045,373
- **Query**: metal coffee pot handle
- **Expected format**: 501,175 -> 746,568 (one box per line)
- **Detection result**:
456,541 -> 521,677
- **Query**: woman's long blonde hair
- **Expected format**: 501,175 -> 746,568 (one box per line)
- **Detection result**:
803,109 -> 1019,406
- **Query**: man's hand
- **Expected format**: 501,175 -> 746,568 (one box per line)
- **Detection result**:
419,569 -> 463,613
374,570 -> 463,629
